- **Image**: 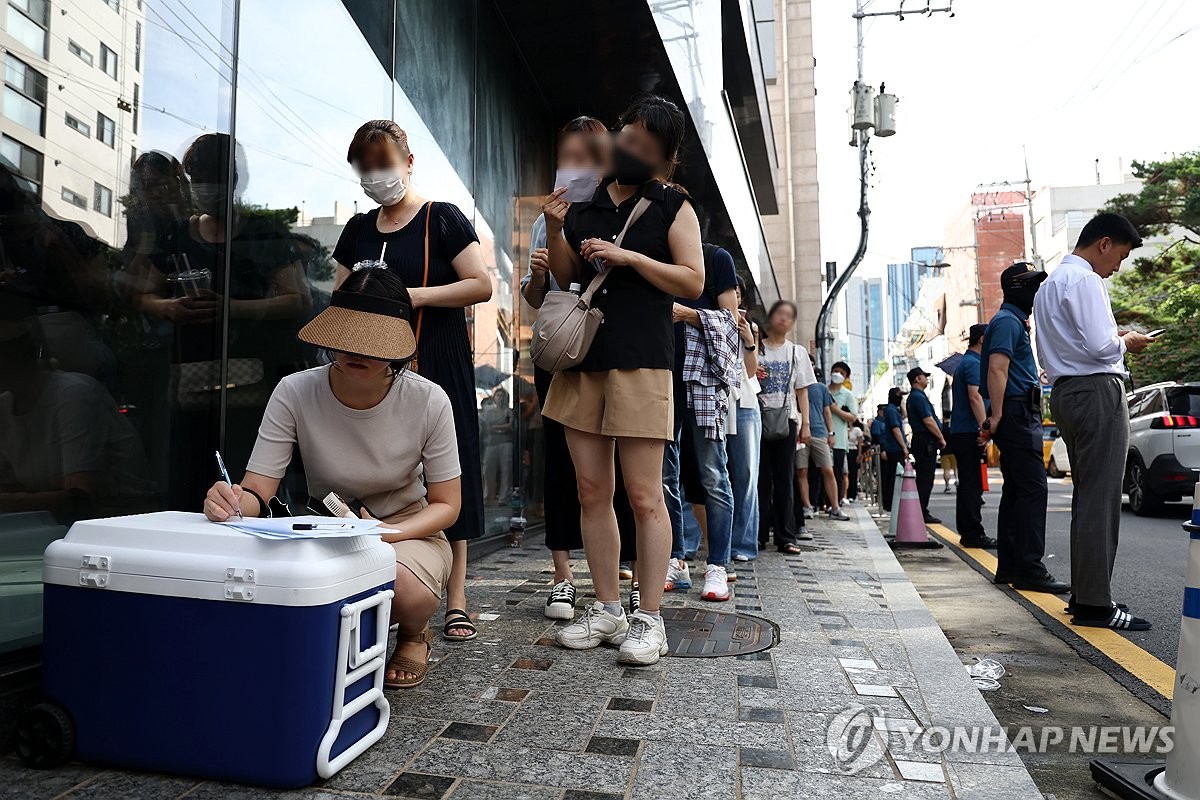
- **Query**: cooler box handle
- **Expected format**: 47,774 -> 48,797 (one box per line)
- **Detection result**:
316,588 -> 394,779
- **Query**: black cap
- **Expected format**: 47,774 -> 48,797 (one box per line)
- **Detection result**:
907,367 -> 930,383
1000,261 -> 1048,292
888,386 -> 907,403
968,323 -> 988,346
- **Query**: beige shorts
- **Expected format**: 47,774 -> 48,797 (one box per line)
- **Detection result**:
384,500 -> 452,598
796,436 -> 834,469
543,368 -> 674,441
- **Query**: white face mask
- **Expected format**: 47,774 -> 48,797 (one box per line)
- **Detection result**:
830,372 -> 845,385
360,168 -> 408,206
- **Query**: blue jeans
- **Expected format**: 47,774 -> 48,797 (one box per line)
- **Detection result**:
663,407 -> 735,566
682,505 -> 703,558
727,405 -> 762,560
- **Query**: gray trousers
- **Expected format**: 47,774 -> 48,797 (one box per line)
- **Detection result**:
1051,375 -> 1129,608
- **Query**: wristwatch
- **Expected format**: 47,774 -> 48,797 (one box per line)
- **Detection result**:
744,343 -> 756,352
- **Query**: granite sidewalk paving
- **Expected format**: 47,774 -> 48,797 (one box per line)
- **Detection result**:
2,506 -> 1043,799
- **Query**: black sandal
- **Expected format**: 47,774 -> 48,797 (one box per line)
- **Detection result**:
441,608 -> 478,642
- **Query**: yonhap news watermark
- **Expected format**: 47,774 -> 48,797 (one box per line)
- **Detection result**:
826,705 -> 1175,774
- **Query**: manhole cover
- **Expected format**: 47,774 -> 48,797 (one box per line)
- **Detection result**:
662,608 -> 779,658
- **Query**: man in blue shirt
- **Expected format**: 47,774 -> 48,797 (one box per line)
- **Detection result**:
796,378 -> 849,522
880,388 -> 909,514
980,263 -> 1068,594
949,324 -> 996,549
870,405 -> 887,445
906,367 -> 947,524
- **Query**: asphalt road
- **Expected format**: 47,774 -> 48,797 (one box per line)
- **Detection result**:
925,470 -> 1192,668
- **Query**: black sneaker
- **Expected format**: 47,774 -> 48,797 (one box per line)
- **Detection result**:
993,572 -> 1016,585
1011,573 -> 1071,594
544,580 -> 577,620
628,581 -> 641,615
959,535 -> 997,549
923,514 -> 942,524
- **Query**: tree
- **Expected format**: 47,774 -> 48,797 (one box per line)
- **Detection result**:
1103,152 -> 1200,385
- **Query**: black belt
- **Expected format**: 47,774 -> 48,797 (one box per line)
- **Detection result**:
1054,373 -> 1119,388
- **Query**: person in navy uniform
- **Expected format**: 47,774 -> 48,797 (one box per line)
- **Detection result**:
905,367 -> 946,524
879,387 -> 909,514
980,263 -> 1068,594
949,324 -> 996,549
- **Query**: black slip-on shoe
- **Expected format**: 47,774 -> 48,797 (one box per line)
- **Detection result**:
959,536 -> 997,549
1072,606 -> 1151,631
1011,573 -> 1071,594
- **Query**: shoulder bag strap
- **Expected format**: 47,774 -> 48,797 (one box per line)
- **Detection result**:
579,197 -> 653,304
413,201 -> 434,346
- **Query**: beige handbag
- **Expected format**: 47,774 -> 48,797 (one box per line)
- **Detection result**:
531,197 -> 651,372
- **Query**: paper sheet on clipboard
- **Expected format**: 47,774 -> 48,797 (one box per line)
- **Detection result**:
218,515 -> 382,540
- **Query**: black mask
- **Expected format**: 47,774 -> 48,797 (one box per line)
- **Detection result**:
612,147 -> 655,186
1005,286 -> 1038,316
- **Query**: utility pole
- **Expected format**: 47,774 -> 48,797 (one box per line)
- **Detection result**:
814,0 -> 955,379
1024,146 -> 1040,267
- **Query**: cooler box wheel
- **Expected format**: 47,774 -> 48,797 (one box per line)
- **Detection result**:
16,702 -> 75,769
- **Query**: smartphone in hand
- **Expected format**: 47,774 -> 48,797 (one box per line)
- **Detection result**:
1148,328 -> 1166,338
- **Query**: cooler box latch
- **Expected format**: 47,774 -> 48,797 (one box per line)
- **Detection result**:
78,555 -> 110,588
223,567 -> 256,601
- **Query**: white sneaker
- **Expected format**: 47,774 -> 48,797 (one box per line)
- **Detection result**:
665,558 -> 692,591
555,601 -> 629,650
733,553 -> 751,562
544,580 -> 577,620
618,611 -> 669,666
828,508 -> 850,521
803,506 -> 815,519
701,565 -> 731,601
797,526 -> 814,541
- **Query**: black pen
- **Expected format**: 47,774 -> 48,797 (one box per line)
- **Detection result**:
215,450 -> 242,520
292,523 -> 349,531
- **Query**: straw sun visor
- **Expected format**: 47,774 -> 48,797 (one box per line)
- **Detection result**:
299,290 -> 416,362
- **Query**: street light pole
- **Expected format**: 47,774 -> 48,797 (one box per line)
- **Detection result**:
814,0 -> 955,379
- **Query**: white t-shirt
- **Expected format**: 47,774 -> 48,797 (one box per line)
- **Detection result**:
757,341 -> 818,422
248,366 -> 461,517
847,426 -> 864,450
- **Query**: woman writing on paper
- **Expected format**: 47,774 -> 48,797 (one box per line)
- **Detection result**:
203,267 -> 459,690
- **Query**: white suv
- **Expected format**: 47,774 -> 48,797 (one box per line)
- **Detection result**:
1124,382 -> 1200,516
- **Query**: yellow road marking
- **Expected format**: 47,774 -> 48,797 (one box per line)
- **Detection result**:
926,523 -> 1176,699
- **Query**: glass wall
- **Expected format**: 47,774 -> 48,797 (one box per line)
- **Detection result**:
0,0 -> 552,660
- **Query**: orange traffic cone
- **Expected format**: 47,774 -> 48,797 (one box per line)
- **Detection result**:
890,460 -> 943,549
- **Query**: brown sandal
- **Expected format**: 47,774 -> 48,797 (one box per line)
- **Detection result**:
384,627 -> 432,690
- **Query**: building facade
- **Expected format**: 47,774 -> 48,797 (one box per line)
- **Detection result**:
843,275 -> 883,388
1,0 -> 142,246
943,191 -> 1026,350
758,0 -> 821,347
0,0 -> 784,685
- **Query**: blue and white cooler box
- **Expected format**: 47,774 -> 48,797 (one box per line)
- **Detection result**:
41,511 -> 397,788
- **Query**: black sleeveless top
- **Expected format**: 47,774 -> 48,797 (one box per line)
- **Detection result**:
563,179 -> 688,372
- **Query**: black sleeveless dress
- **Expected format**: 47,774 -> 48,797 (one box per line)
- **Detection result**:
333,202 -> 483,542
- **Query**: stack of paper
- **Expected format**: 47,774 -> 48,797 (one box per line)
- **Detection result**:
217,515 -> 383,540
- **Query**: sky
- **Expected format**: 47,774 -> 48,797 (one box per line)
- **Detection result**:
809,0 -> 1200,279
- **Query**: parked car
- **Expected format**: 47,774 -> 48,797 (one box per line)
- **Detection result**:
1047,436 -> 1070,478
1042,424 -> 1059,471
1124,382 -> 1200,516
